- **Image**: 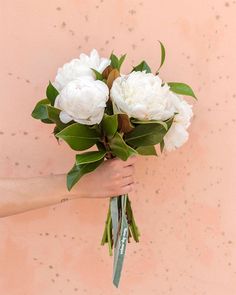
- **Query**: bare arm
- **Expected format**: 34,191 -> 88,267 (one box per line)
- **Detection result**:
0,157 -> 136,218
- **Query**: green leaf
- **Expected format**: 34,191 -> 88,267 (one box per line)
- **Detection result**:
110,53 -> 119,69
168,82 -> 197,99
132,60 -> 151,73
131,118 -> 168,130
46,81 -> 59,105
165,116 -> 174,129
32,98 -> 50,110
96,141 -> 106,151
102,114 -> 118,138
56,123 -> 100,151
31,102 -> 66,130
109,52 -> 127,70
76,150 -> 106,165
32,103 -> 58,120
67,159 -> 104,191
160,140 -> 165,153
41,118 -> 54,124
53,126 -> 60,142
91,68 -> 103,80
32,99 -> 52,123
109,132 -> 137,161
124,123 -> 168,147
156,40 -> 166,73
136,145 -> 157,156
117,54 -> 126,70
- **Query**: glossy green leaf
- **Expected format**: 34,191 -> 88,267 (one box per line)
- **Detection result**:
131,118 -> 168,130
110,53 -> 119,69
136,145 -> 157,156
32,98 -> 50,109
32,103 -> 58,120
132,60 -> 151,73
109,132 -> 137,161
53,126 -> 60,142
160,140 -> 165,153
67,159 -> 104,191
91,68 -> 103,80
124,123 -> 168,147
96,141 -> 106,151
168,82 -> 197,99
76,150 -> 106,165
56,123 -> 100,151
117,54 -> 126,70
32,98 -> 52,123
102,114 -> 118,138
46,81 -> 59,105
164,116 -> 174,131
156,41 -> 166,73
110,53 -> 127,70
41,118 -> 54,124
31,102 -> 66,130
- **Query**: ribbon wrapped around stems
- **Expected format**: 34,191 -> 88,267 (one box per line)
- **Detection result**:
101,194 -> 140,287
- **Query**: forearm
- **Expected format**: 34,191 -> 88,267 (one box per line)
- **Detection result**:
0,174 -> 80,218
0,158 -> 136,218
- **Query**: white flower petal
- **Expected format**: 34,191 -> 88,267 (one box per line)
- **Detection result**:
55,78 -> 109,125
164,123 -> 189,151
53,50 -> 111,90
110,70 -> 193,151
59,111 -> 73,124
110,71 -> 176,121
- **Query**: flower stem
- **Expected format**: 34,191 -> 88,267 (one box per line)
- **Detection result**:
107,213 -> 112,256
101,205 -> 110,245
126,196 -> 140,242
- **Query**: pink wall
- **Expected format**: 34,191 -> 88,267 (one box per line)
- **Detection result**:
0,0 -> 236,294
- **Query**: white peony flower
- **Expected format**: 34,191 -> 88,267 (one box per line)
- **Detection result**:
110,71 -> 176,121
54,77 -> 109,125
164,94 -> 193,151
53,49 -> 110,91
110,70 -> 193,151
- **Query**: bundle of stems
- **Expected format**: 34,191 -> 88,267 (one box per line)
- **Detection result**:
101,195 -> 140,255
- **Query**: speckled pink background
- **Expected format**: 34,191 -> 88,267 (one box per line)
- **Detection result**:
0,0 -> 236,294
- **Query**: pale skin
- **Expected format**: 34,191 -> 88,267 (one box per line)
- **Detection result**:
0,157 -> 136,218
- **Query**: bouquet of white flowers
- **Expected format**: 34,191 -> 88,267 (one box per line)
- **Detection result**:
32,43 -> 196,287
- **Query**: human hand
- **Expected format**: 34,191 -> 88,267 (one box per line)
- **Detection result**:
74,157 -> 136,198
